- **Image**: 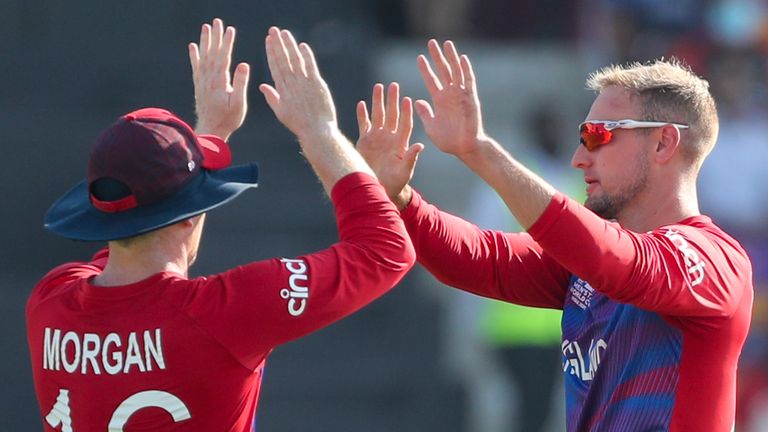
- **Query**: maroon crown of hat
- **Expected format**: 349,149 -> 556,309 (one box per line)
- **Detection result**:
87,108 -> 232,213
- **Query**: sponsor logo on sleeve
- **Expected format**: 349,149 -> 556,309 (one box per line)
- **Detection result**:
664,230 -> 706,286
280,258 -> 309,316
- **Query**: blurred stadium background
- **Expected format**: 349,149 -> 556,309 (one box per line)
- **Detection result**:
2,1 -> 767,430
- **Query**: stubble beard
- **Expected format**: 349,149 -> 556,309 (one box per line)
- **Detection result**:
585,157 -> 649,220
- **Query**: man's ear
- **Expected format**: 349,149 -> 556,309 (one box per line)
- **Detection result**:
177,213 -> 206,229
177,218 -> 196,228
654,124 -> 681,164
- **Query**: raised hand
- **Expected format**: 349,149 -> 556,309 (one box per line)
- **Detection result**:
415,39 -> 486,157
259,26 -> 337,141
188,18 -> 250,141
356,83 -> 423,205
259,26 -> 374,192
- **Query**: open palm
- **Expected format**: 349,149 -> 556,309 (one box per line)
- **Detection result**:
188,18 -> 250,141
356,83 -> 423,202
415,39 -> 487,157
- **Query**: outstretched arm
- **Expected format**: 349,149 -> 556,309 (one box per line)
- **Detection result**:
259,26 -> 372,195
182,27 -> 417,365
415,39 -> 556,228
416,41 -> 749,318
188,18 -> 250,140
355,78 -> 568,308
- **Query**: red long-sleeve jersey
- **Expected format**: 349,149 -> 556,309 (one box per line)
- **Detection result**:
27,172 -> 415,431
402,189 -> 753,431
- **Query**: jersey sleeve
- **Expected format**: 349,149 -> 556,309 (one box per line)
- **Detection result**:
176,172 -> 416,370
528,193 -> 751,317
399,189 -> 570,309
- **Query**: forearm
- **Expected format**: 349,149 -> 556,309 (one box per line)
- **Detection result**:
202,173 -> 415,360
458,136 -> 557,229
297,126 -> 375,196
402,189 -> 569,308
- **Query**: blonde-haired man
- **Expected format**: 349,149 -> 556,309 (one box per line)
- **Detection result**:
357,43 -> 752,431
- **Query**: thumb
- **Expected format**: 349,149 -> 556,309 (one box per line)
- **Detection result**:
232,63 -> 250,105
259,83 -> 280,113
413,99 -> 434,127
403,143 -> 424,173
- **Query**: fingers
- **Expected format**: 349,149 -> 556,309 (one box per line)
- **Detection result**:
385,83 -> 400,132
397,96 -> 413,146
281,29 -> 306,76
461,54 -> 476,92
199,23 -> 211,56
211,18 -> 224,53
360,82 -> 405,138
427,39 -> 452,85
220,25 -> 235,73
259,83 -> 280,112
443,41 -> 464,86
419,40 -> 468,94
188,42 -> 200,82
414,99 -> 435,125
370,83 -> 385,129
356,101 -> 371,137
299,42 -> 320,78
403,142 -> 424,170
232,62 -> 250,106
196,18 -> 237,84
264,30 -> 287,90
417,55 -> 442,96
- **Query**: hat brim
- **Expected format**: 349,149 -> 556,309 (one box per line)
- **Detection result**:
44,163 -> 259,241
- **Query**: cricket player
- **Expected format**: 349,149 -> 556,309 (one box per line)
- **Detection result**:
356,40 -> 753,431
26,20 -> 415,431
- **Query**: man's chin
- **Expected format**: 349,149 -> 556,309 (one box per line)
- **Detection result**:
585,197 -> 616,220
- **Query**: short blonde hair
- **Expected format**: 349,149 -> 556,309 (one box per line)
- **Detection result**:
586,58 -> 719,169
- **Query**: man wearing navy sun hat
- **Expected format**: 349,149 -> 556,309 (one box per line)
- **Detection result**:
26,19 -> 415,431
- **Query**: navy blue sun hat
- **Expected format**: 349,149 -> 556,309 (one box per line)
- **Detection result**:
44,108 -> 259,241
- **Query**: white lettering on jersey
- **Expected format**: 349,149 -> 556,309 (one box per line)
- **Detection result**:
45,388 -> 191,431
664,230 -> 706,286
562,338 -> 607,381
280,258 -> 309,316
43,328 -> 165,375
569,278 -> 595,310
108,390 -> 191,430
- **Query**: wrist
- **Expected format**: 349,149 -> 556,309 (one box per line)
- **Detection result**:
195,123 -> 232,142
296,121 -> 341,144
393,185 -> 413,211
456,134 -> 497,164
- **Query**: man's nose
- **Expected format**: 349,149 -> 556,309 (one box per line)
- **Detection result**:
571,143 -> 591,169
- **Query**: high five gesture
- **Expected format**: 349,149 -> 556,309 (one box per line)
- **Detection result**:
415,40 -> 487,158
188,18 -> 250,140
356,83 -> 423,208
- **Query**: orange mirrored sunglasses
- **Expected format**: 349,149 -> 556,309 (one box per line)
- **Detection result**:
579,119 -> 689,151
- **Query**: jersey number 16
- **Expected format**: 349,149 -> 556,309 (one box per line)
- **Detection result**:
45,388 -> 191,431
